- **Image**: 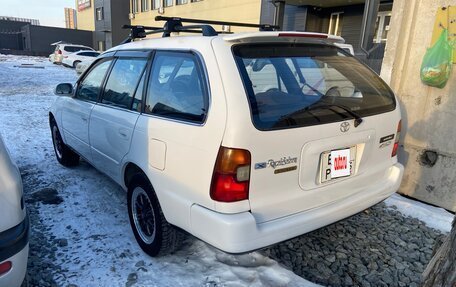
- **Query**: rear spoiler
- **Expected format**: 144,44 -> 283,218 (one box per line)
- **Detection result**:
223,31 -> 345,44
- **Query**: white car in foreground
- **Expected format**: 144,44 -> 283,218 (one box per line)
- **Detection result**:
49,18 -> 403,256
62,51 -> 100,69
0,135 -> 29,287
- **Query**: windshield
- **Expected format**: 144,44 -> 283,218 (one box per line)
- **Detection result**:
233,43 -> 396,130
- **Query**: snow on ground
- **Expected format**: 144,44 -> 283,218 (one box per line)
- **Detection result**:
385,193 -> 454,233
0,54 -> 319,286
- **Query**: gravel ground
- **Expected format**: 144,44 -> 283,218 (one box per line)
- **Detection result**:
264,202 -> 446,287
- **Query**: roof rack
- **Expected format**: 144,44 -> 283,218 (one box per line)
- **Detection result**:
121,16 -> 280,43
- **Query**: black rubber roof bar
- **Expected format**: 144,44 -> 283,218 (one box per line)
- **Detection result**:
155,16 -> 280,32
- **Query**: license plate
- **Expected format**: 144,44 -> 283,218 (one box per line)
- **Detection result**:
320,146 -> 356,183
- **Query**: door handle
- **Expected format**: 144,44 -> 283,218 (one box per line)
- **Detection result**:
81,116 -> 88,122
118,129 -> 129,139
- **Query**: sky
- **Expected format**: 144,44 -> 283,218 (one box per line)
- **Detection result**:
0,0 -> 75,28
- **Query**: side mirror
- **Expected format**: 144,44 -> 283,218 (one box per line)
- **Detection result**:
54,83 -> 73,96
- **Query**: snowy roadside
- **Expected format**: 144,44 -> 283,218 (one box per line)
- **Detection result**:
0,54 -> 319,286
385,193 -> 454,234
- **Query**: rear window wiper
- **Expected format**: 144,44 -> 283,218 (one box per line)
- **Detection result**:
306,103 -> 363,127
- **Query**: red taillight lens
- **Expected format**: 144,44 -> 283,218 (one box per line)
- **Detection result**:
210,147 -> 251,203
278,32 -> 328,38
391,120 -> 402,157
0,261 -> 12,276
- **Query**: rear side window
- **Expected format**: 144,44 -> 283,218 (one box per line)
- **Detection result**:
145,51 -> 208,123
76,60 -> 112,102
101,58 -> 147,109
233,44 -> 396,130
65,46 -> 91,53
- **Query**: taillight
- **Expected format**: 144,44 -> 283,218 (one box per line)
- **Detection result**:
210,147 -> 251,202
278,32 -> 328,38
0,261 -> 12,276
391,120 -> 402,157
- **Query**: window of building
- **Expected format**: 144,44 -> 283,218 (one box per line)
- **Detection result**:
328,12 -> 343,36
176,0 -> 188,5
132,0 -> 140,13
152,0 -> 161,10
374,11 -> 392,43
102,58 -> 148,109
76,60 -> 112,102
145,52 -> 208,123
96,7 -> 104,21
141,0 -> 149,12
164,0 -> 173,7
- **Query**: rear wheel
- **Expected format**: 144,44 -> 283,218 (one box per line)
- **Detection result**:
73,60 -> 81,69
127,174 -> 182,257
50,120 -> 79,166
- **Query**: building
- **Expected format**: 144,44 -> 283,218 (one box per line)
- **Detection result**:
76,0 -> 95,31
75,0 -> 130,51
130,0 -> 262,33
65,8 -> 77,29
129,0 -> 392,73
0,16 -> 39,26
0,18 -> 92,56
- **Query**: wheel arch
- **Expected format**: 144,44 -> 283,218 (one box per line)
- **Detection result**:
123,162 -> 147,190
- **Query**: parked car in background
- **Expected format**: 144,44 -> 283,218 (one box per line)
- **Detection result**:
50,42 -> 94,64
75,60 -> 92,75
62,51 -> 100,69
0,134 -> 29,287
49,19 -> 403,257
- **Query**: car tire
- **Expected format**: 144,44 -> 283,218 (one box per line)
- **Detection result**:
73,61 -> 81,69
127,174 -> 182,257
50,120 -> 80,167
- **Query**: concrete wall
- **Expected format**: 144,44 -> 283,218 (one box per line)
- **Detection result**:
131,0 -> 262,34
381,0 -> 456,211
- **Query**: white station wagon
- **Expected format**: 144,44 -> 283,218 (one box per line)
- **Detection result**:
50,17 -> 404,256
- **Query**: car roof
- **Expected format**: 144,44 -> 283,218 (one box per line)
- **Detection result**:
106,31 -> 344,53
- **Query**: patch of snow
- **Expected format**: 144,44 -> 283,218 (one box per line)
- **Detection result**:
0,54 -> 319,287
385,193 -> 454,233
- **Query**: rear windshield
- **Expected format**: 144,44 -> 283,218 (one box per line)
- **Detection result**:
233,44 -> 396,131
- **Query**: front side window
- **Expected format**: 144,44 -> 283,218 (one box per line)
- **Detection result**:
176,0 -> 188,5
145,52 -> 208,123
101,58 -> 147,109
164,0 -> 173,7
76,60 -> 112,102
233,44 -> 396,131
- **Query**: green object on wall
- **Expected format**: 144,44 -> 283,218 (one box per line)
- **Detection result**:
420,29 -> 453,89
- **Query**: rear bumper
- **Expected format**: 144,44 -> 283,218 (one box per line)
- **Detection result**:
0,213 -> 29,287
190,163 -> 403,253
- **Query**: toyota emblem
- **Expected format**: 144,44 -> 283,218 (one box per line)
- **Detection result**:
340,122 -> 350,132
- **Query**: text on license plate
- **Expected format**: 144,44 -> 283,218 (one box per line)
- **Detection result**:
320,146 -> 357,183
